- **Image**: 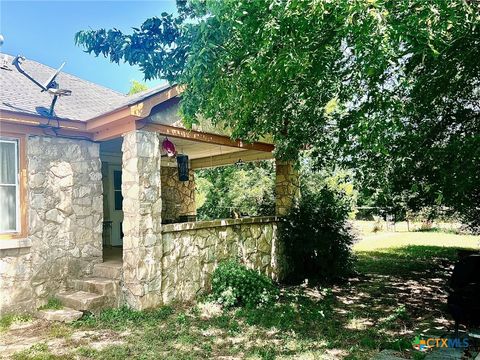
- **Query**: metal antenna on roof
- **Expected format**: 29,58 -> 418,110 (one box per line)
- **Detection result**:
12,55 -> 72,117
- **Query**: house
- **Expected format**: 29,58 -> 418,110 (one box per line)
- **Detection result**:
0,53 -> 299,313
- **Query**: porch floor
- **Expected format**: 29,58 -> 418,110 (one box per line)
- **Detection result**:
103,247 -> 122,264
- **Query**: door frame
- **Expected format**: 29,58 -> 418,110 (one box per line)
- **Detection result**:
108,164 -> 123,246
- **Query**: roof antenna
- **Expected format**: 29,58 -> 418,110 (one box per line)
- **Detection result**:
12,55 -> 72,117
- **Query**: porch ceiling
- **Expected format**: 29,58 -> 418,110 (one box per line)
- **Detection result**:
99,136 -> 273,168
165,137 -> 246,160
100,137 -> 255,159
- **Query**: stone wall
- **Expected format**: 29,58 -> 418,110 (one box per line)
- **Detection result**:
121,131 -> 163,309
160,217 -> 281,304
0,135 -> 103,314
161,166 -> 196,223
0,246 -> 34,313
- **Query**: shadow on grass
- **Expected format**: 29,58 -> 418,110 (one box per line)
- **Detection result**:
9,244 -> 471,360
225,245 -> 466,358
355,245 -> 459,277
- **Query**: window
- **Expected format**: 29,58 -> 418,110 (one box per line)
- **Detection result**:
0,138 -> 19,232
113,170 -> 123,211
0,135 -> 26,238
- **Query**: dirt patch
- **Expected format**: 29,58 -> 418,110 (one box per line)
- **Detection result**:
0,319 -> 127,358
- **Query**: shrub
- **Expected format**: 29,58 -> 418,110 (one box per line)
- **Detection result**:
280,186 -> 356,284
210,261 -> 279,308
372,220 -> 383,233
196,162 -> 275,220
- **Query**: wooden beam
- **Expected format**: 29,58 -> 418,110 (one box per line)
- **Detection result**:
191,150 -> 274,169
130,85 -> 182,118
92,118 -> 137,141
0,121 -> 93,140
0,110 -> 88,131
143,123 -> 275,152
86,85 -> 182,130
86,108 -> 136,131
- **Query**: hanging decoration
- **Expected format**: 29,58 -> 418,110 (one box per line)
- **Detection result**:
162,137 -> 176,157
177,154 -> 189,181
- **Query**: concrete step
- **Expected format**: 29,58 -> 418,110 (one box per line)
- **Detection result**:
37,307 -> 83,323
73,277 -> 119,296
93,262 -> 122,280
57,290 -> 106,313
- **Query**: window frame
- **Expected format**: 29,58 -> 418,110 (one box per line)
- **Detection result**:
0,133 -> 27,239
113,169 -> 123,211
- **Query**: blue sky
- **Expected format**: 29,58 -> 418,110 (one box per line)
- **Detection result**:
0,1 -> 177,93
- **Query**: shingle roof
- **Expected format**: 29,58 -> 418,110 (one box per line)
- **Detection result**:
89,82 -> 172,119
0,53 -> 170,122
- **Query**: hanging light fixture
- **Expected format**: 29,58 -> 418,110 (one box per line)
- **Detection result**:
162,137 -> 176,157
177,154 -> 189,181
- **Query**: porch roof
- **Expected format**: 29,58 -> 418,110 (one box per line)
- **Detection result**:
0,53 -> 274,159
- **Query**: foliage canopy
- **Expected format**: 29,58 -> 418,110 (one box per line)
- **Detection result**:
76,0 -> 480,229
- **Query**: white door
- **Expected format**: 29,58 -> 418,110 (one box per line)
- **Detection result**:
109,165 -> 123,246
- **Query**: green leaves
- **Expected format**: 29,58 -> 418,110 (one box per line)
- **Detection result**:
76,11 -> 186,81
280,185 -> 356,284
76,0 -> 480,230
210,261 -> 279,308
195,162 -> 275,220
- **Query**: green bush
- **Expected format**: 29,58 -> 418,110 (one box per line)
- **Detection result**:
210,261 -> 279,308
280,186 -> 356,284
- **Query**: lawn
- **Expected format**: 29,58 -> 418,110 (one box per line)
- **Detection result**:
1,226 -> 479,360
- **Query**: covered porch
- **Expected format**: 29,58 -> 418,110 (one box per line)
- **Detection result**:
99,128 -> 286,242
79,85 -> 297,309
98,127 -> 298,309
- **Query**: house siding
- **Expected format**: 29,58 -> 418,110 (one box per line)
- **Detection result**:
0,135 -> 103,314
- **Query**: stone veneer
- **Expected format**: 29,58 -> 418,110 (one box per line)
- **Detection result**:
119,132 -> 292,309
161,216 -> 282,303
161,166 -> 196,223
0,135 -> 103,314
121,131 -> 163,309
1,131 -> 296,313
275,161 -> 300,216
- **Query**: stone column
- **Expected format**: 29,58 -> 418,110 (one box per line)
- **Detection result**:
275,160 -> 300,216
273,160 -> 299,281
121,131 -> 163,309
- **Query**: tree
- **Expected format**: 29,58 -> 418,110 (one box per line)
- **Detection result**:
75,0 -> 480,230
195,161 -> 275,220
127,80 -> 148,95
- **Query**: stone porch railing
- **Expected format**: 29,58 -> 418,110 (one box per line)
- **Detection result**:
159,216 -> 283,304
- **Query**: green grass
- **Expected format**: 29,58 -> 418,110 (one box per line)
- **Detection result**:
37,297 -> 63,311
48,323 -> 73,339
8,229 -> 480,359
0,313 -> 32,332
354,230 -> 479,252
74,305 -> 175,330
12,343 -> 68,360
